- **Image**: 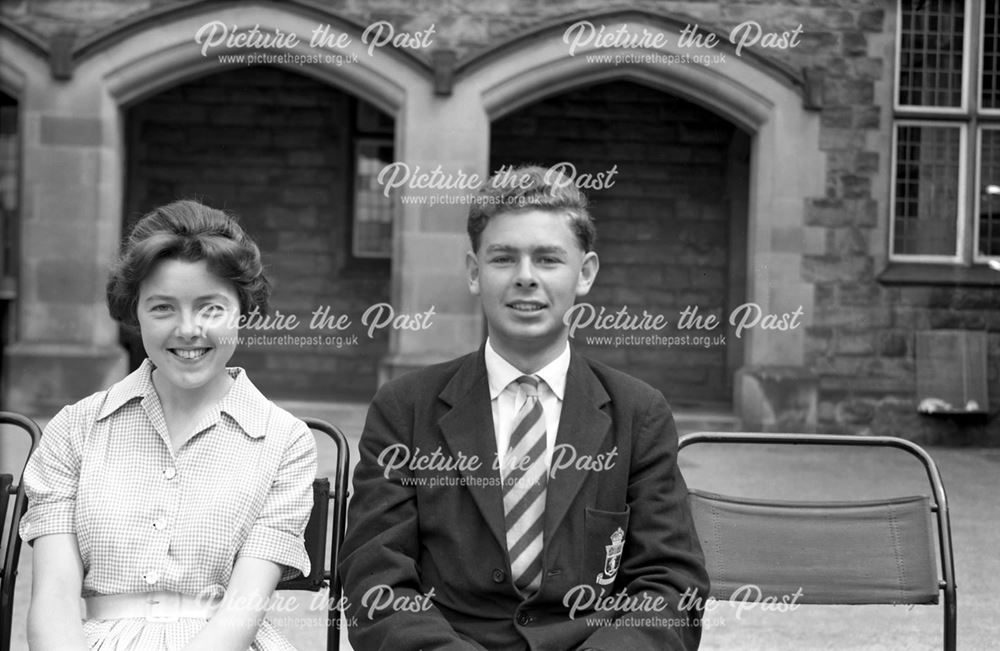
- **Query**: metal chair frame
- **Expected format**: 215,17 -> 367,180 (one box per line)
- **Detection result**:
679,431 -> 956,651
276,417 -> 350,651
0,411 -> 42,650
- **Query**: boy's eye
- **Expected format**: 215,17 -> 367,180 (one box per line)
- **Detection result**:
490,255 -> 514,264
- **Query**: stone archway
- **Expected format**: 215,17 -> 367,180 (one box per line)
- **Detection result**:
490,79 -> 750,407
2,2 -> 433,412
400,9 -> 826,416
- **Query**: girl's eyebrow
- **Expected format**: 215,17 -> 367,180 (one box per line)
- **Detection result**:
142,293 -> 232,303
142,294 -> 174,304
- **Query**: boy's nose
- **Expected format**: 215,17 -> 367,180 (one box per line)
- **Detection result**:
514,259 -> 539,287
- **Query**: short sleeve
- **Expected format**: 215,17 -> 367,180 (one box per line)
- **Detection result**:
238,421 -> 317,581
19,405 -> 83,543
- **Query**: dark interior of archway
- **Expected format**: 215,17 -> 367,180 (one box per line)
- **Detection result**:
490,80 -> 750,408
0,90 -> 19,406
0,90 -> 17,282
123,66 -> 392,401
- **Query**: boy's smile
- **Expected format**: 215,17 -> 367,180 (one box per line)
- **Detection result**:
467,209 -> 599,371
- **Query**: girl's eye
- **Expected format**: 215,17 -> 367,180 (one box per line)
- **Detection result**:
199,305 -> 226,318
150,304 -> 172,313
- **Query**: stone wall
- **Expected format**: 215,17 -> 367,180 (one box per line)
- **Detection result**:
3,0 -> 998,441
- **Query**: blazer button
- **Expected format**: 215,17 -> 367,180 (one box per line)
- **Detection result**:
516,612 -> 531,626
491,568 -> 506,583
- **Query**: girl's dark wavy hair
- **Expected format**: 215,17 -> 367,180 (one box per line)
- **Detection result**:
107,200 -> 270,328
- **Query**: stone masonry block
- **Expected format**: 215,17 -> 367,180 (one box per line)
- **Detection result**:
834,330 -> 876,356
878,331 -> 910,358
40,115 -> 102,147
35,258 -> 101,303
840,174 -> 871,199
801,254 -> 873,284
841,31 -> 868,56
853,107 -> 881,130
805,198 -> 850,227
859,9 -> 886,31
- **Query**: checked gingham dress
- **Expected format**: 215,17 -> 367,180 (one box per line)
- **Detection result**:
20,359 -> 317,650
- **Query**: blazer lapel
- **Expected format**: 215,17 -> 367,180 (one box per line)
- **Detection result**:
437,349 -> 509,553
544,352 -> 612,540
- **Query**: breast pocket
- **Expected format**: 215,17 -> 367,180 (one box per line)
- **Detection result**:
584,506 -> 630,589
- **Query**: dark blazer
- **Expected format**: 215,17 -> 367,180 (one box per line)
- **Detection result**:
339,347 -> 708,650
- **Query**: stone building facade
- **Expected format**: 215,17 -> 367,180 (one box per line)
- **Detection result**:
0,0 -> 997,443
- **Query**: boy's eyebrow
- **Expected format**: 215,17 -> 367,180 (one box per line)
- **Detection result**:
482,244 -> 569,254
532,245 -> 569,255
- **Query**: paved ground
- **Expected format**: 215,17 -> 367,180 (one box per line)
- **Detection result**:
3,404 -> 998,650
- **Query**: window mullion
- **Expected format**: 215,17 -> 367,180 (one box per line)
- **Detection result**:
963,0 -> 985,263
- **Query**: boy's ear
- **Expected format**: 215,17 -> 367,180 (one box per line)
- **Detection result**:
466,250 -> 481,295
575,251 -> 600,297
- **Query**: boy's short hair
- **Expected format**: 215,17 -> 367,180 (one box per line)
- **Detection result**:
467,165 -> 596,253
107,199 -> 270,328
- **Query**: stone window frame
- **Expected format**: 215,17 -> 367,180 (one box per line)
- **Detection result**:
891,0 -> 1000,267
351,136 -> 395,259
350,99 -> 395,261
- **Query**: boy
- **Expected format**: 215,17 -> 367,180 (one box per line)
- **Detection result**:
340,165 -> 708,650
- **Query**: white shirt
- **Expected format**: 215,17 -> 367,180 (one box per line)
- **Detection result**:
485,338 -> 569,471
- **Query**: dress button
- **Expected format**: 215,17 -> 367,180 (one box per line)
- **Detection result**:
152,519 -> 166,531
491,569 -> 506,583
516,612 -> 531,626
143,570 -> 160,585
163,467 -> 176,480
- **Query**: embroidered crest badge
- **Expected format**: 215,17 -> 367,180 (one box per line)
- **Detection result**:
596,527 -> 625,585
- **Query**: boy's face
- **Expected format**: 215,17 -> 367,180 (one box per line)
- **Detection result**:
466,209 -> 598,365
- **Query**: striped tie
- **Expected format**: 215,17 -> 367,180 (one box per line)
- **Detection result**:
502,375 -> 548,595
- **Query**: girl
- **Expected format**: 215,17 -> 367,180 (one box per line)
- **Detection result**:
21,200 -> 316,650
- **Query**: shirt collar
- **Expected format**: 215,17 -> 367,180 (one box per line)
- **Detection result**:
97,358 -> 271,439
484,338 -> 569,401
217,367 -> 271,439
98,358 -> 157,419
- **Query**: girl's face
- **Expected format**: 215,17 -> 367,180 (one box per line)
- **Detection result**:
137,258 -> 240,397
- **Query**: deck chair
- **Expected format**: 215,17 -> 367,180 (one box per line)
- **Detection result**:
276,417 -> 350,651
678,432 -> 956,651
0,411 -> 42,649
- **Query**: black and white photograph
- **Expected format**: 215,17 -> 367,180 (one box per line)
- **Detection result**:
0,0 -> 996,649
